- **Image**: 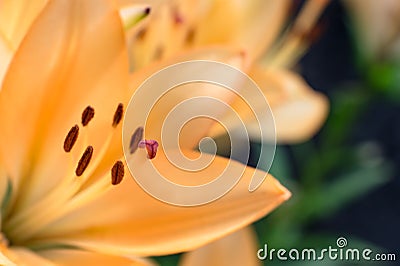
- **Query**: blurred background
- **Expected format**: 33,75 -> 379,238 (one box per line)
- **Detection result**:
155,1 -> 400,265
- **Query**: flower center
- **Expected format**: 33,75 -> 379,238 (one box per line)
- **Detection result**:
2,103 -> 133,246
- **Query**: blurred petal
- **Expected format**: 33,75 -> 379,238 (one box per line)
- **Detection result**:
193,0 -> 290,61
33,149 -> 290,256
39,249 -> 150,266
0,249 -> 16,266
253,68 -> 329,143
0,0 -> 48,49
0,33 -> 12,88
0,0 -> 129,209
8,247 -> 54,266
179,227 -> 261,266
345,0 -> 400,60
128,0 -> 289,68
209,67 -> 329,143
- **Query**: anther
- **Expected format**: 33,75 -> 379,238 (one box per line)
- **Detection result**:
136,28 -> 147,40
185,27 -> 196,44
64,125 -> 79,152
75,146 -> 93,176
81,106 -> 95,126
112,103 -> 123,127
111,160 -> 124,185
138,139 -> 159,159
129,127 -> 144,154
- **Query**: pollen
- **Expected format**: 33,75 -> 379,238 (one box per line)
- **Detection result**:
63,124 -> 79,152
112,103 -> 123,127
138,139 -> 159,159
111,160 -> 124,185
76,146 -> 93,176
129,127 -> 144,154
81,105 -> 95,126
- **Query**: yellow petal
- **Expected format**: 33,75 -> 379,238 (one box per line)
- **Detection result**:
32,150 -> 290,257
0,0 -> 129,210
209,67 -> 329,143
0,0 -> 48,50
39,249 -> 151,266
179,226 -> 261,266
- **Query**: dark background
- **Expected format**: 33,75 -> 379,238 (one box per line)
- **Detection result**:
300,1 -> 400,253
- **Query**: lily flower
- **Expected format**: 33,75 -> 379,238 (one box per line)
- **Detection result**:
0,0 -> 291,264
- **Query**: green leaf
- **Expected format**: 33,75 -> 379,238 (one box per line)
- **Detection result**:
297,162 -> 392,223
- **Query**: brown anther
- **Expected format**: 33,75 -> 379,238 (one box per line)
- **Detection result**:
138,139 -> 159,159
64,125 -> 79,152
129,127 -> 144,154
81,106 -> 95,126
185,27 -> 196,44
153,45 -> 164,60
111,160 -> 124,185
75,146 -> 93,176
112,103 -> 123,127
136,28 -> 147,40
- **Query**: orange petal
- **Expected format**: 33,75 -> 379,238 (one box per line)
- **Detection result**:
33,150 -> 290,257
0,32 -> 13,88
193,0 -> 290,61
0,0 -> 129,211
179,227 -> 261,266
0,0 -> 48,50
7,247 -> 55,266
39,249 -> 152,266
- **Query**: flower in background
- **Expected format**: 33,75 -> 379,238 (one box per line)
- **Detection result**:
345,0 -> 400,62
127,0 -> 329,144
345,0 -> 400,97
0,0 -> 292,264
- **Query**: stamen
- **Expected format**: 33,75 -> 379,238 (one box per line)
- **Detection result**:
138,139 -> 159,159
76,146 -> 93,176
153,45 -> 164,60
111,160 -> 124,185
136,27 -> 147,40
81,105 -> 95,126
112,103 -> 123,127
185,27 -> 196,44
63,125 -> 79,152
130,127 -> 144,154
172,7 -> 184,25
